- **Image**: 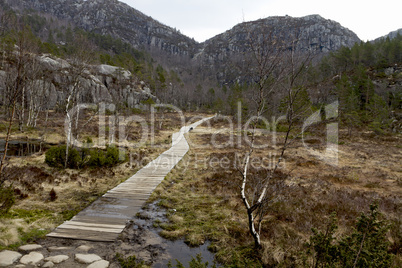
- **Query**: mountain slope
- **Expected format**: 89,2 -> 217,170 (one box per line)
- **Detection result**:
3,1 -> 360,60
1,0 -> 365,106
199,14 -> 360,61
374,28 -> 402,42
3,0 -> 198,57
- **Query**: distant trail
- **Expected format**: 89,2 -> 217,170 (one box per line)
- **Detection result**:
47,116 -> 214,241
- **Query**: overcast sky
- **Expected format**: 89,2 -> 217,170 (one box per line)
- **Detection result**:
119,0 -> 401,42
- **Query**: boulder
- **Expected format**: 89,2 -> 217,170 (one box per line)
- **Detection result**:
97,64 -> 131,80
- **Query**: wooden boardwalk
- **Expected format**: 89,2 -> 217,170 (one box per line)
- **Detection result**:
47,116 -> 214,242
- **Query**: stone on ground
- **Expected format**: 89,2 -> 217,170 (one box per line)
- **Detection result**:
75,253 -> 102,264
0,250 -> 22,267
19,244 -> 43,252
45,255 -> 69,264
76,245 -> 92,252
19,252 -> 44,265
42,261 -> 55,268
87,259 -> 110,268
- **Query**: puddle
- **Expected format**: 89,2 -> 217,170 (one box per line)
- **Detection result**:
0,139 -> 51,157
153,241 -> 216,267
131,201 -> 217,267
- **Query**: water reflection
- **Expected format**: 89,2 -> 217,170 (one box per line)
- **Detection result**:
0,140 -> 50,157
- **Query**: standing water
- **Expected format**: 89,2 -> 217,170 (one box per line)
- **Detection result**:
0,140 -> 50,157
132,202 -> 218,267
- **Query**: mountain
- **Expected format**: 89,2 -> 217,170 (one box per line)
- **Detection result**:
2,0 -> 199,57
3,1 -> 360,61
196,14 -> 361,83
1,0 -> 364,106
374,28 -> 402,42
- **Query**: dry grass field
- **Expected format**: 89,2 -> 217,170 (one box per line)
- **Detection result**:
0,110 -> 203,249
0,112 -> 400,267
149,116 -> 401,266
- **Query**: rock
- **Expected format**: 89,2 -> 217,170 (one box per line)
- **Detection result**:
18,244 -> 43,252
75,254 -> 102,264
0,250 -> 22,267
44,255 -> 69,264
42,261 -> 55,268
39,55 -> 70,70
19,252 -> 44,265
76,245 -> 92,252
97,64 -> 131,79
87,260 -> 110,268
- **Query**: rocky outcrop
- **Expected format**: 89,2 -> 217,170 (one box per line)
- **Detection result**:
0,53 -> 159,110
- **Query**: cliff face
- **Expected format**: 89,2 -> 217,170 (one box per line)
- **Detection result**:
198,15 -> 360,62
4,1 -> 360,60
0,53 -> 159,110
4,0 -> 199,57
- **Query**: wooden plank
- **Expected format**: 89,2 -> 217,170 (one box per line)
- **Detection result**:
46,116 -> 215,241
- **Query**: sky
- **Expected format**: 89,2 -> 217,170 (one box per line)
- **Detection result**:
119,0 -> 402,43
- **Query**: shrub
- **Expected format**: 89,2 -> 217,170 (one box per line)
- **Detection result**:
45,145 -> 80,169
307,203 -> 393,268
45,145 -> 124,169
105,146 -> 120,166
87,149 -> 106,167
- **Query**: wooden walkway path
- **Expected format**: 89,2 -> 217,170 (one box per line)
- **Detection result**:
47,116 -> 214,242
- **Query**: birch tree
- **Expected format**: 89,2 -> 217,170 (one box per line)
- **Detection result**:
0,26 -> 37,177
62,34 -> 96,168
238,26 -> 316,248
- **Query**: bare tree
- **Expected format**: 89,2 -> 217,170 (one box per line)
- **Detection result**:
0,26 -> 37,178
238,26 -> 315,248
62,34 -> 96,168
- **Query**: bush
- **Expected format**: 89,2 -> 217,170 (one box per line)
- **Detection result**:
45,145 -> 80,169
105,146 -> 120,166
87,149 -> 106,167
307,203 -> 393,268
45,145 -> 124,169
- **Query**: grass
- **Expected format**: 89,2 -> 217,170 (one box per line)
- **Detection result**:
149,123 -> 402,267
0,110 -> 196,249
149,153 -> 256,264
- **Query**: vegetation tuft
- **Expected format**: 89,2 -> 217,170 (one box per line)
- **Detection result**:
45,145 -> 124,169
